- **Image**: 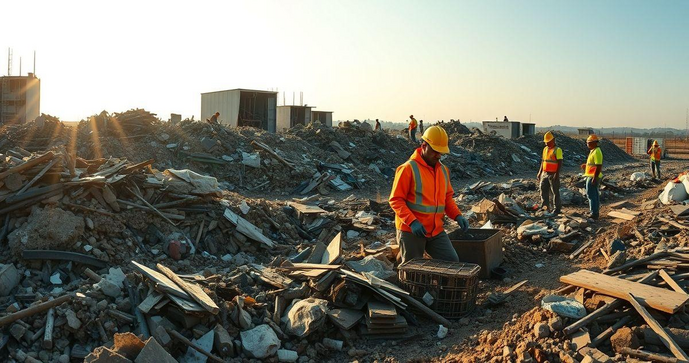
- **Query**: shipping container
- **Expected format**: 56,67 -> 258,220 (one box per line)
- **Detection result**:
200,89 -> 277,132
629,137 -> 665,157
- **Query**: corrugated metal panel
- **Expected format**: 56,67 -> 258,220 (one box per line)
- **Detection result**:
200,90 -> 240,127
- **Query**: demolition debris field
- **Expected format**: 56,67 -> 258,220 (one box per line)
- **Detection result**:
0,111 -> 685,363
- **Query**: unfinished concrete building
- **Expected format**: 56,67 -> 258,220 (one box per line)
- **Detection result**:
276,105 -> 313,131
311,110 -> 333,127
0,73 -> 40,124
200,89 -> 277,132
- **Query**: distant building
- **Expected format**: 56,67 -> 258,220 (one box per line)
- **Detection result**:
200,89 -> 278,132
482,120 -> 535,139
311,110 -> 333,127
0,73 -> 40,124
578,128 -> 594,135
170,113 -> 182,125
277,105 -> 313,131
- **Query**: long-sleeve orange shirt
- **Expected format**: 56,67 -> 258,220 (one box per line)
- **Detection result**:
389,148 -> 461,237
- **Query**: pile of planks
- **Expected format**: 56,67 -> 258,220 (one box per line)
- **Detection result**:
362,300 -> 408,336
558,248 -> 689,362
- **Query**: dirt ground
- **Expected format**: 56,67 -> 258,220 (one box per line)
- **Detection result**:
319,159 -> 687,363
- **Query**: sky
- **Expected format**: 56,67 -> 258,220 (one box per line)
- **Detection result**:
2,0 -> 688,128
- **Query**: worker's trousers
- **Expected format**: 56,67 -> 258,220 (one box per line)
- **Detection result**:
585,177 -> 600,218
650,160 -> 661,178
397,230 -> 459,264
539,173 -> 562,214
409,128 -> 417,143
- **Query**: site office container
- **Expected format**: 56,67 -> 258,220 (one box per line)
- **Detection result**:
629,137 -> 665,157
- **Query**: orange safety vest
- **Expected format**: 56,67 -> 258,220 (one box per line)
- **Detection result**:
389,148 -> 462,237
409,118 -> 418,130
541,146 -> 561,173
649,147 -> 661,161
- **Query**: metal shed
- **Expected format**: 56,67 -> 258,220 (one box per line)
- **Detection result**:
200,89 -> 277,132
276,105 -> 313,131
482,121 -> 521,139
311,110 -> 333,127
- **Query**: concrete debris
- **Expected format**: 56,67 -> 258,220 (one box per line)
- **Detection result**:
241,324 -> 281,359
284,298 -> 329,338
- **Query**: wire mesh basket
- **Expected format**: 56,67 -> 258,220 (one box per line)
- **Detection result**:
398,259 -> 480,319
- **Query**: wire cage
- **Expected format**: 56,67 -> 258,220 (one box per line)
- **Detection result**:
398,259 -> 480,319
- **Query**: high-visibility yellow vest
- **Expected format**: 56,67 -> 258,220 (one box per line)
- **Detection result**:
541,146 -> 562,173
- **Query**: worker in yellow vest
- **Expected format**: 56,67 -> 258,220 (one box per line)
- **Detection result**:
647,140 -> 662,179
581,134 -> 603,220
408,115 -> 418,143
537,131 -> 563,215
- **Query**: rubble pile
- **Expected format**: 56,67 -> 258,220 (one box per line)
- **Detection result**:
516,131 -> 636,167
0,114 -> 69,152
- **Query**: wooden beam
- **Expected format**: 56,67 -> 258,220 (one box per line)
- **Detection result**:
627,292 -> 689,361
561,269 -> 688,314
156,263 -> 219,315
0,152 -> 54,180
659,269 -> 687,294
0,294 -> 72,327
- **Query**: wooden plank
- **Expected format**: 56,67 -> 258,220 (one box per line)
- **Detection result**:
659,217 -> 689,231
282,263 -> 341,270
130,261 -> 188,298
288,202 -> 326,215
659,269 -> 687,294
156,263 -> 219,315
16,157 -> 61,195
367,301 -> 397,320
607,211 -> 636,221
365,314 -> 407,328
321,232 -> 342,265
619,208 -> 641,216
0,152 -> 54,180
628,292 -> 689,361
138,292 -> 164,314
328,308 -> 364,330
561,270 -> 689,314
223,208 -> 276,248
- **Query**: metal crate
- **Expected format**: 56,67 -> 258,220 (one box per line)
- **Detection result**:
398,259 -> 480,319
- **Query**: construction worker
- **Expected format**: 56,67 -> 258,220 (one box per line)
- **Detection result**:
389,126 -> 469,263
419,120 -> 424,135
375,119 -> 382,131
537,131 -> 563,215
408,115 -> 418,143
647,140 -> 662,179
581,134 -> 603,220
209,111 -> 220,124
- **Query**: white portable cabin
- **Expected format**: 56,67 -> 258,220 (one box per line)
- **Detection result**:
482,121 -> 522,139
276,105 -> 313,131
311,110 -> 333,127
200,89 -> 277,132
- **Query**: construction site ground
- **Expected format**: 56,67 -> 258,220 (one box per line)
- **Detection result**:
1,114 -> 686,363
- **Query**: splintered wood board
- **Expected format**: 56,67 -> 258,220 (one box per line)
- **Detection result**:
289,202 -> 326,215
367,301 -> 397,320
320,232 -> 342,265
607,211 -> 636,221
560,270 -> 689,314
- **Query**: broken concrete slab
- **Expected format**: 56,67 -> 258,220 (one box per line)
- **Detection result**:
183,329 -> 214,363
284,298 -> 329,338
241,324 -> 280,359
113,332 -> 145,360
0,264 -> 20,296
134,337 -> 176,363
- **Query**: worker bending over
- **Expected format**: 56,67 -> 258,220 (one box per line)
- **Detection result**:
581,134 -> 603,220
537,131 -> 563,216
389,126 -> 469,263
647,140 -> 662,179
408,115 -> 418,143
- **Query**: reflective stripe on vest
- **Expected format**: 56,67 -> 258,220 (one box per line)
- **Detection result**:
542,147 -> 559,173
405,160 -> 448,214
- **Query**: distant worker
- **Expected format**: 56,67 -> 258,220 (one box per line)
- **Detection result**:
389,126 -> 469,263
419,120 -> 424,135
503,116 -> 509,122
647,140 -> 662,179
581,134 -> 603,220
209,112 -> 220,124
537,131 -> 563,216
375,119 -> 382,131
408,115 -> 418,143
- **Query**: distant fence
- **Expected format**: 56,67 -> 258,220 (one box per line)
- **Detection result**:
607,137 -> 689,159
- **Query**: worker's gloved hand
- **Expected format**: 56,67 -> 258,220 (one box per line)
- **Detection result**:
455,215 -> 470,232
409,220 -> 427,238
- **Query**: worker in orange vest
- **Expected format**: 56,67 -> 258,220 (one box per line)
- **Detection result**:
408,115 -> 418,143
537,131 -> 563,216
581,134 -> 603,220
389,126 -> 469,263
647,140 -> 662,179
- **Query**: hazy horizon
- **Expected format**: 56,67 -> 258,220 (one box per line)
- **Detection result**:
2,1 -> 688,128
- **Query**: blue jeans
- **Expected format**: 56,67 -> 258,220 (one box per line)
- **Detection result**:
586,177 -> 600,217
409,128 -> 417,143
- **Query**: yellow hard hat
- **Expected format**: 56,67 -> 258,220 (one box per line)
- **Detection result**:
543,131 -> 554,143
421,126 -> 450,154
586,134 -> 599,143
653,140 -> 659,146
